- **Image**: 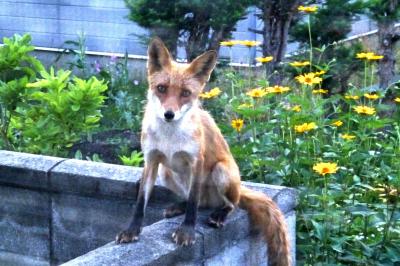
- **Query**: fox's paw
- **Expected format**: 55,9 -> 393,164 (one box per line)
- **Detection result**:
115,228 -> 140,244
207,214 -> 226,228
172,225 -> 195,246
207,206 -> 232,228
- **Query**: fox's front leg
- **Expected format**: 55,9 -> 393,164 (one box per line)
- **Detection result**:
116,161 -> 159,243
172,158 -> 202,246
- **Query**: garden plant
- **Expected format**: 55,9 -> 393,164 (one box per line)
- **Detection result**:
202,6 -> 400,265
0,3 -> 399,265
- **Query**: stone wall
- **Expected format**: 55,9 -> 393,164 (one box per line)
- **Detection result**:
0,150 -> 297,265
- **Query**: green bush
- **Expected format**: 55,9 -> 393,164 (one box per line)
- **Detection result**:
0,34 -> 108,156
0,34 -> 44,150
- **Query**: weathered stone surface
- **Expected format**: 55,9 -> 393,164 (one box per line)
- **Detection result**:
207,211 -> 295,266
194,208 -> 251,259
273,188 -> 298,219
204,234 -> 267,266
49,159 -> 142,199
62,219 -> 204,266
286,211 -> 297,266
62,210 -> 297,266
0,251 -> 49,266
49,159 -> 179,202
0,186 -> 50,259
52,193 -> 169,263
0,150 -> 64,189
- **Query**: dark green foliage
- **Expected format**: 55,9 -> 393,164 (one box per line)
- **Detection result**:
363,0 -> 400,22
291,0 -> 364,45
96,52 -> 147,132
124,0 -> 253,59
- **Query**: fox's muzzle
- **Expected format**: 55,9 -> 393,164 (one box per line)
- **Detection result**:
164,110 -> 175,122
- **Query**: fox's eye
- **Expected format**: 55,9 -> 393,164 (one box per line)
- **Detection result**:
181,89 -> 191,97
157,85 -> 167,93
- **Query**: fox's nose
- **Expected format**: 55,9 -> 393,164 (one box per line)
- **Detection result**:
164,110 -> 175,121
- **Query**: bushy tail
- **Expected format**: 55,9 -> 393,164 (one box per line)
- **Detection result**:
239,186 -> 291,266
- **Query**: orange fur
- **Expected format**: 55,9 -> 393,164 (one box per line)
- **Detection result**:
142,38 -> 291,264
239,186 -> 291,266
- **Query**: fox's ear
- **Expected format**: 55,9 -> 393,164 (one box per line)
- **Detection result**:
185,51 -> 217,84
147,38 -> 172,75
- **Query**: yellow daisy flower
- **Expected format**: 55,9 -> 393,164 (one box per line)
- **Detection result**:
265,85 -> 290,94
256,56 -> 273,63
289,61 -> 310,67
364,93 -> 379,100
237,40 -> 261,47
353,105 -> 376,115
356,52 -> 375,59
313,162 -> 339,176
356,52 -> 384,61
220,41 -> 236,47
312,89 -> 329,94
314,70 -> 326,76
345,95 -> 360,100
295,73 -> 322,85
292,105 -> 301,112
246,88 -> 267,98
295,122 -> 317,133
395,97 -> 400,103
238,103 -> 254,109
331,120 -> 343,127
298,5 -> 318,13
367,54 -> 384,60
199,87 -> 222,99
231,119 -> 244,132
341,133 -> 356,140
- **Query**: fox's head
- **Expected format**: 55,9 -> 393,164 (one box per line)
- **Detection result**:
146,38 -> 217,122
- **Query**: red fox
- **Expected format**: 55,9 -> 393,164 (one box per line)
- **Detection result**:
116,38 -> 291,266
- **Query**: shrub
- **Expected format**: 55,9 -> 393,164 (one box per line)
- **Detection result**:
0,34 -> 108,156
12,68 -> 108,156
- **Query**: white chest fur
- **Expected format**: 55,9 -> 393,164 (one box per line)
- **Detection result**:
142,107 -> 200,169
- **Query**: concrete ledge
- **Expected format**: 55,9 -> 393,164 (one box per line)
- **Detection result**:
0,150 -> 64,189
0,150 -> 298,265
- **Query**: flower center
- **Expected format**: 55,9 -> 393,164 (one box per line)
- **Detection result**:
322,167 -> 330,174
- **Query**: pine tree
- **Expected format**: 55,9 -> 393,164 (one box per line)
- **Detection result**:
124,0 -> 253,60
364,0 -> 400,89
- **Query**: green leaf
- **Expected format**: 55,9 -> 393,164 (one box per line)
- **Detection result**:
71,104 -> 80,111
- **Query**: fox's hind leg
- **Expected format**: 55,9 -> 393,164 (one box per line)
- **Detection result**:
207,161 -> 240,228
164,201 -> 187,218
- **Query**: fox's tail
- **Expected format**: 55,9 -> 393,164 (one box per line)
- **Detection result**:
239,186 -> 291,266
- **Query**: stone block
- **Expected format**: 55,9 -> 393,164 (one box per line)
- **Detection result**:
51,193 -> 169,263
0,251 -> 49,266
0,150 -> 63,189
0,186 -> 49,259
61,219 -> 204,266
49,159 -> 141,199
49,159 -> 179,202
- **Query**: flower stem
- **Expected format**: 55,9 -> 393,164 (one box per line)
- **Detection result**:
308,14 -> 313,71
364,60 -> 367,89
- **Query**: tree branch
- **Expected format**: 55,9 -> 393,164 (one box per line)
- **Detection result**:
248,27 -> 263,35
